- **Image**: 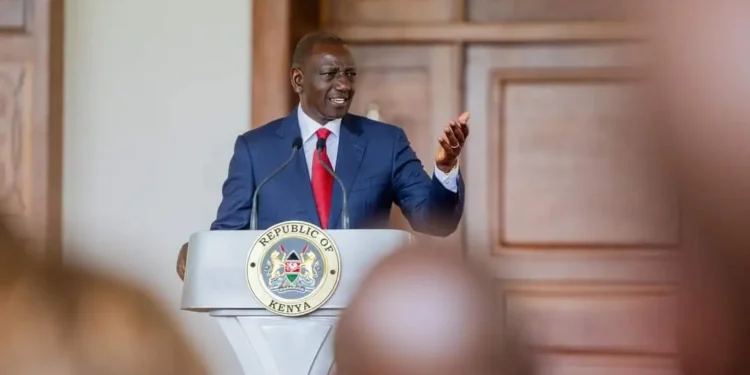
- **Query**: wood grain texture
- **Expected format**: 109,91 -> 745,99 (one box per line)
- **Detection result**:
322,0 -> 462,25
464,43 -> 675,368
251,0 -> 292,127
534,354 -> 679,375
0,0 -> 64,259
252,0 -> 322,127
502,283 -> 676,354
329,22 -> 642,43
489,68 -> 677,249
468,0 -> 635,22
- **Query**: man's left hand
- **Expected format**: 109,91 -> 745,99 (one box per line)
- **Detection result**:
435,112 -> 470,173
177,243 -> 188,280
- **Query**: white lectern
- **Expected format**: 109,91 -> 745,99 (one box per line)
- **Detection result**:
181,224 -> 411,375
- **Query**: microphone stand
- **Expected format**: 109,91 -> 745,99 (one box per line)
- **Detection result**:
316,145 -> 350,230
249,138 -> 302,230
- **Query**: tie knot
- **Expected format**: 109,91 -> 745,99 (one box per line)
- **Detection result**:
316,128 -> 332,140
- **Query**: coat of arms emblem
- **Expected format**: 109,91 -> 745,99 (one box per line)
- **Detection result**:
265,244 -> 320,293
246,221 -> 341,316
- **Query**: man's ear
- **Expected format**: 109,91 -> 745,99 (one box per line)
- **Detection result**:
290,68 -> 304,94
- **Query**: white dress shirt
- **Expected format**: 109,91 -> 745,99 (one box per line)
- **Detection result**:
297,106 -> 460,192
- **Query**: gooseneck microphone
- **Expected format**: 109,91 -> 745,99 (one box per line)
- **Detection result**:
316,138 -> 350,229
249,137 -> 303,230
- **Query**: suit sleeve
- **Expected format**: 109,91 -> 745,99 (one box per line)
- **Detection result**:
391,128 -> 464,237
210,136 -> 256,230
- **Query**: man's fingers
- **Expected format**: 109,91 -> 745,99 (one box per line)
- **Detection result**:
444,126 -> 460,146
438,138 -> 457,157
450,122 -> 465,143
457,112 -> 470,124
438,137 -> 450,150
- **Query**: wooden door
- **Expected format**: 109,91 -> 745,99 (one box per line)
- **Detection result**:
252,0 -> 679,373
464,46 -> 679,374
0,0 -> 64,258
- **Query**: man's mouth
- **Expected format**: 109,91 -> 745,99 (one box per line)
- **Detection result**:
329,97 -> 349,107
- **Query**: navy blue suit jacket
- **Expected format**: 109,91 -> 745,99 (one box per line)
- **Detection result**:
210,109 -> 464,236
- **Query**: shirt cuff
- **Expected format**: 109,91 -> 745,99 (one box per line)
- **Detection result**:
433,164 -> 460,193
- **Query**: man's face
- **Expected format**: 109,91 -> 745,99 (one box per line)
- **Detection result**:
291,43 -> 357,124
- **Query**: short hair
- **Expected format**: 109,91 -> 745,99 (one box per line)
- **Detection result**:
291,31 -> 347,68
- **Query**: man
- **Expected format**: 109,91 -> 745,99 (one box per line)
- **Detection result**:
212,31 -> 469,233
177,31 -> 469,279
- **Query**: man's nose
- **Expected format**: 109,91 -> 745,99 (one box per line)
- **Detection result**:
334,75 -> 352,91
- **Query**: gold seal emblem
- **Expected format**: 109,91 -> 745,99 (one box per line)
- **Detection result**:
246,221 -> 341,316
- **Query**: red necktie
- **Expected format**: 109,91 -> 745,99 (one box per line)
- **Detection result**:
312,128 -> 334,228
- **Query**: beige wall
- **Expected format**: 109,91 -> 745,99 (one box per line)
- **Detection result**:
62,1 -> 250,374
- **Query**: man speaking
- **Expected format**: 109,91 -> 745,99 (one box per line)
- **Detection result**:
177,31 -> 469,278
213,31 -> 468,235
214,31 -> 469,234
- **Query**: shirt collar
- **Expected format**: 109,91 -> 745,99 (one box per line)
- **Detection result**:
297,104 -> 341,143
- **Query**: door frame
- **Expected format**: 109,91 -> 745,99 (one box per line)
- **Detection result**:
251,0 -> 321,127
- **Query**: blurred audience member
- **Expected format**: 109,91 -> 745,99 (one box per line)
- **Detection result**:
0,221 -> 208,375
647,1 -> 750,374
334,239 -> 532,375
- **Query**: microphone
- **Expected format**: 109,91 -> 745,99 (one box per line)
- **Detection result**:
316,138 -> 350,229
249,137 -> 303,230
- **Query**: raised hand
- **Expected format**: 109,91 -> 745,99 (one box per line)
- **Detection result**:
176,243 -> 188,280
435,112 -> 470,173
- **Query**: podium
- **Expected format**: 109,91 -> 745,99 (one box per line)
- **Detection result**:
181,221 -> 411,375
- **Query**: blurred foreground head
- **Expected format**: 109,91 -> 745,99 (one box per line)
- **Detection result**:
0,222 -> 207,375
334,240 -> 531,375
646,1 -> 750,374
649,0 -> 750,248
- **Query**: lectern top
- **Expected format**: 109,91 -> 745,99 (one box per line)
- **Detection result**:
181,223 -> 411,316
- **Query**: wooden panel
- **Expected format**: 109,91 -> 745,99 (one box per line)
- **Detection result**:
464,43 -> 675,370
0,0 -> 63,258
252,0 -> 291,126
322,0 -> 462,25
492,249 -> 678,283
252,0 -> 322,127
0,0 -> 25,31
463,44 -> 675,260
346,45 -> 461,243
468,0 -> 633,22
330,22 -> 641,43
0,63 -> 29,218
535,354 -> 679,375
503,284 -> 676,353
493,69 -> 678,249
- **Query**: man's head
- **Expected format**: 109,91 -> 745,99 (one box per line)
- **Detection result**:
647,0 -> 750,237
0,221 -> 208,375
290,31 -> 356,124
644,2 -> 750,374
334,240 -> 532,375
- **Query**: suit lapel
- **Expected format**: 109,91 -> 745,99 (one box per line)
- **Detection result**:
275,109 -> 321,227
329,114 -> 367,229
